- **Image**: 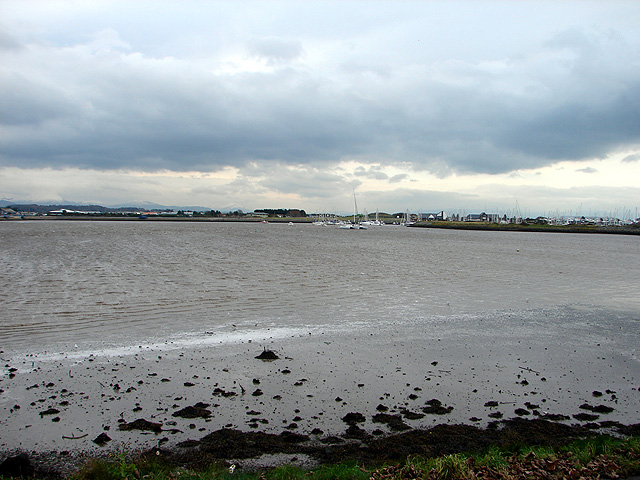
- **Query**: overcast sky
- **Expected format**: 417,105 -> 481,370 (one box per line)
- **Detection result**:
1,0 -> 639,216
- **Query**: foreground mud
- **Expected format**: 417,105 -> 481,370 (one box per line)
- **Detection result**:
2,418 -> 640,478
2,308 -> 639,477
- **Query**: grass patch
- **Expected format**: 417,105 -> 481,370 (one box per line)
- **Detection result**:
71,453 -> 174,480
305,462 -> 370,480
16,435 -> 638,480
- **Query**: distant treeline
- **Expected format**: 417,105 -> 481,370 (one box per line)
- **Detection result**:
7,204 -> 147,214
254,208 -> 307,217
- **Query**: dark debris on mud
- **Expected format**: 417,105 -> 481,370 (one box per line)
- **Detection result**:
3,419 -> 640,478
168,418 -> 634,468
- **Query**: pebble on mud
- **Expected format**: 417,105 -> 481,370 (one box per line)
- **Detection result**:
118,418 -> 163,433
93,433 -> 111,445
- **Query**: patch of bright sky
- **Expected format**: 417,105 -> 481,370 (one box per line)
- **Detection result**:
341,150 -> 640,194
2,154 -> 639,214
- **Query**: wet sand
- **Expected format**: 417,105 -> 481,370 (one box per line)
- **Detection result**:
1,310 -> 639,473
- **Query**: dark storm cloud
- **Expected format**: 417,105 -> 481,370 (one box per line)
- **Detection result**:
1,12 -> 639,177
497,89 -> 640,165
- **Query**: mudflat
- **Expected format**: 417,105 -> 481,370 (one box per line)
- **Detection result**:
1,317 -> 639,474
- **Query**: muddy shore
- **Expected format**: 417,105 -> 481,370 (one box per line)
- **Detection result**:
1,314 -> 639,476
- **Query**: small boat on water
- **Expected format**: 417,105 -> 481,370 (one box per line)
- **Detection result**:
340,191 -> 368,229
339,223 -> 367,229
401,210 -> 414,226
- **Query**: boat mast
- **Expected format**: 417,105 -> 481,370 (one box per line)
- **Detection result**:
353,190 -> 358,224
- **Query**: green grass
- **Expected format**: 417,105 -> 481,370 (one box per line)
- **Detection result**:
14,435 -> 634,480
305,462 -> 370,480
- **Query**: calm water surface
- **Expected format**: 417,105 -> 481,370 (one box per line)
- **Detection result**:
1,220 -> 638,355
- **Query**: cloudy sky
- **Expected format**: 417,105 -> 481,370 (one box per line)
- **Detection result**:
1,0 -> 639,216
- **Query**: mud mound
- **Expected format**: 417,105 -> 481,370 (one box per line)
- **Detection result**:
118,419 -> 163,433
172,403 -> 212,419
191,428 -> 309,458
255,349 -> 279,360
496,417 -> 592,448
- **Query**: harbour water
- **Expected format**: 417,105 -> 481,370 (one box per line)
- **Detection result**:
1,220 -> 638,355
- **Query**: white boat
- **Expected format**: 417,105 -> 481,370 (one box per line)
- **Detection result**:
341,191 -> 368,229
339,223 -> 367,230
372,209 -> 384,225
361,209 -> 385,226
401,210 -> 414,226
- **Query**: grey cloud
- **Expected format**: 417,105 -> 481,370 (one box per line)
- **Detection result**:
2,24 -> 639,177
257,166 -> 350,200
248,37 -> 303,63
0,30 -> 23,51
497,91 -> 640,165
622,153 -> 640,163
339,62 -> 391,78
577,167 -> 598,174
354,166 -> 388,180
389,174 -> 408,183
0,69 -> 82,127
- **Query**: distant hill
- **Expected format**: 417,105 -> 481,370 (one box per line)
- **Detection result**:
6,204 -> 146,214
4,202 -> 283,215
4,203 -> 218,214
108,202 -> 214,212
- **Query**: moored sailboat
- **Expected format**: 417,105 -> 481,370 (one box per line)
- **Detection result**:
340,191 -> 367,229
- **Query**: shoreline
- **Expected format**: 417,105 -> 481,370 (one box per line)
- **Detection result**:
412,221 -> 640,235
3,215 -> 639,234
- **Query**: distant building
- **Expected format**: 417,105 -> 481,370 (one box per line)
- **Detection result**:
465,213 -> 487,222
465,212 -> 500,222
420,211 -> 449,221
48,209 -> 82,215
1,208 -> 17,216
